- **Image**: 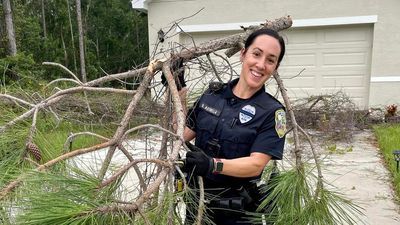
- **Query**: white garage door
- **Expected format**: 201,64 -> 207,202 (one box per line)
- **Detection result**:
181,24 -> 373,108
279,24 -> 373,107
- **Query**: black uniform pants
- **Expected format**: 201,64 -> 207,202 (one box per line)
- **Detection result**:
184,183 -> 260,225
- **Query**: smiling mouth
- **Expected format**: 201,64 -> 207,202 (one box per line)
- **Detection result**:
250,70 -> 263,78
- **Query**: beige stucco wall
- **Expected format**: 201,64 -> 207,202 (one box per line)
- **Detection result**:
146,0 -> 400,107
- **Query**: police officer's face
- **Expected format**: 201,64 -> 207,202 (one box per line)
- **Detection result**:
240,35 -> 281,90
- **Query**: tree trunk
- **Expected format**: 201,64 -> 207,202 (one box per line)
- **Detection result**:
61,30 -> 68,66
41,0 -> 47,39
66,0 -> 78,74
0,13 -> 4,52
2,0 -> 17,56
75,0 -> 86,82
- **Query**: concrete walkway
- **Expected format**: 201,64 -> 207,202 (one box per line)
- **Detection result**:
320,130 -> 400,224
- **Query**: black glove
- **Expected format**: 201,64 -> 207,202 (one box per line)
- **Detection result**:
161,58 -> 186,91
184,151 -> 214,176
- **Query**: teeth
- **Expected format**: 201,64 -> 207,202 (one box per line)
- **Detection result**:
251,70 -> 262,77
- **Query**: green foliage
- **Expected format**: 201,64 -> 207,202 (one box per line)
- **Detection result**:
0,0 -> 149,85
250,167 -> 363,225
0,108 -> 30,187
373,124 -> 400,201
0,52 -> 45,88
15,169 -> 134,225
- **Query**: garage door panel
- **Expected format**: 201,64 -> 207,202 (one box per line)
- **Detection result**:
322,75 -> 365,87
285,88 -> 316,100
321,87 -> 366,99
283,25 -> 372,107
283,77 -> 316,88
282,53 -> 317,67
284,29 -> 317,44
323,27 -> 371,43
319,69 -> 367,76
323,52 -> 367,66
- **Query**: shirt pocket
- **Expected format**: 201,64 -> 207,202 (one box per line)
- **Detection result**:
195,110 -> 220,151
219,124 -> 257,159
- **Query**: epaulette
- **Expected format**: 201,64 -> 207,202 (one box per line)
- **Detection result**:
209,82 -> 226,93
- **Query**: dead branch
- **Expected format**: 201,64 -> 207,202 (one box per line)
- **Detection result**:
91,59 -> 188,215
117,144 -> 147,192
122,124 -> 181,141
43,61 -> 93,114
46,78 -> 82,87
1,17 -> 294,213
97,60 -> 163,180
195,177 -> 205,225
205,53 -> 223,82
273,71 -> 302,167
27,107 -> 39,143
177,16 -> 292,60
43,62 -> 82,84
63,131 -> 148,192
0,95 -> 64,133
296,125 -> 324,197
0,140 -> 113,200
63,131 -> 110,151
0,94 -> 35,107
98,158 -> 172,189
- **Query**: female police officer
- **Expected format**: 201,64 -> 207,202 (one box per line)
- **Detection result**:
181,28 -> 286,225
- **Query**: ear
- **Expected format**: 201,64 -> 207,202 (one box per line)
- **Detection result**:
240,48 -> 246,62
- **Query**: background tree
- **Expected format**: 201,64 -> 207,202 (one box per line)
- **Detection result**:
0,0 -> 148,85
2,0 -> 17,56
75,0 -> 86,82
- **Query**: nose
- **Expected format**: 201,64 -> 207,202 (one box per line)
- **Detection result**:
255,58 -> 266,71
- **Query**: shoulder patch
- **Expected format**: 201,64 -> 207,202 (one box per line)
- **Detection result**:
275,109 -> 286,138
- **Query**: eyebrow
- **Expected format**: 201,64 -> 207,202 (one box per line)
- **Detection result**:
252,47 -> 278,59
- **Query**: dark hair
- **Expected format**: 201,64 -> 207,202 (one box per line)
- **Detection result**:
244,28 -> 286,66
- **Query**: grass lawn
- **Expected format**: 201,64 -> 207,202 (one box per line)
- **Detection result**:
373,124 -> 400,201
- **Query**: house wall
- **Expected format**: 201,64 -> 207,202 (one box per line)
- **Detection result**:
146,0 -> 400,107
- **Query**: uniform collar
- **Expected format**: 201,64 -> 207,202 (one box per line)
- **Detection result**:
222,78 -> 266,100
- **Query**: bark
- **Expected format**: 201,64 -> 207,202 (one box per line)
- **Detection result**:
75,0 -> 87,82
2,0 -> 17,56
273,71 -> 302,167
66,0 -> 78,75
41,0 -> 46,39
178,16 -> 292,61
0,13 -> 4,51
61,30 -> 68,66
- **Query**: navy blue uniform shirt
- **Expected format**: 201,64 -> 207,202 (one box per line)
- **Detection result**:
186,78 -> 286,187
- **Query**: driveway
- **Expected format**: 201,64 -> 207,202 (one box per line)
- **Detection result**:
315,130 -> 400,224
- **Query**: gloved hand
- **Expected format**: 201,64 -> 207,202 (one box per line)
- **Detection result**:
184,151 -> 214,176
161,58 -> 186,91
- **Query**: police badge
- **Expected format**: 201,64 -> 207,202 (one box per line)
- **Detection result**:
239,105 -> 256,124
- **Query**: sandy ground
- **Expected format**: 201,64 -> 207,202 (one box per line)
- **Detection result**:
308,130 -> 400,224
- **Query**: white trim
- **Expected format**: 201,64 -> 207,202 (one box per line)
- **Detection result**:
293,15 -> 377,27
177,15 -> 378,33
370,76 -> 400,82
131,0 -> 149,11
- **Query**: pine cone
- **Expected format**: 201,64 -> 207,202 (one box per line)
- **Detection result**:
26,142 -> 42,162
